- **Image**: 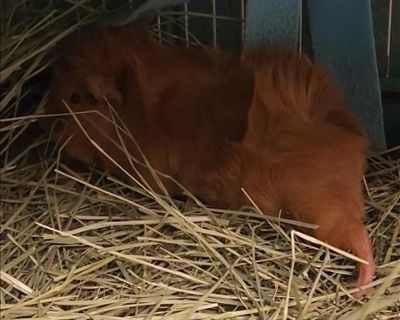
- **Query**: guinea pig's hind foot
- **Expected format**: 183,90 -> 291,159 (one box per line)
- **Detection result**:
349,226 -> 376,299
352,263 -> 375,299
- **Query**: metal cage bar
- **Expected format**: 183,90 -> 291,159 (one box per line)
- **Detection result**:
386,0 -> 393,78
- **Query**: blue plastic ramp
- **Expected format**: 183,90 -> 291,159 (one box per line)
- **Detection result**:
308,0 -> 386,151
245,0 -> 301,48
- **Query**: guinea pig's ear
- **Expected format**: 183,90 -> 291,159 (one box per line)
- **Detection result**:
84,75 -> 122,106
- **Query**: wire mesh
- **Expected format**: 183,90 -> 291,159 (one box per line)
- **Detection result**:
153,0 -> 245,49
11,0 -> 396,78
386,0 -> 393,78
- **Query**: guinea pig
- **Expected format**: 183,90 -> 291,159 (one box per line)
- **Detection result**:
43,24 -> 374,298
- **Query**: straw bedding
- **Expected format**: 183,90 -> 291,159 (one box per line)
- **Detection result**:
1,1 -> 399,319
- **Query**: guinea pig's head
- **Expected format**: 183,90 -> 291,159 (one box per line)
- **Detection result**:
43,42 -> 124,165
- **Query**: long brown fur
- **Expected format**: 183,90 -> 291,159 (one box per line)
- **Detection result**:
43,24 -> 375,298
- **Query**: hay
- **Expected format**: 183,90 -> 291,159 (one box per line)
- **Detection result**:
1,1 -> 400,319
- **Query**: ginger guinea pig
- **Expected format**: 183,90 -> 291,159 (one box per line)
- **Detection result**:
44,25 -> 374,298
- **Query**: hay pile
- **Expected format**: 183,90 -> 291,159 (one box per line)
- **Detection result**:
1,1 -> 399,319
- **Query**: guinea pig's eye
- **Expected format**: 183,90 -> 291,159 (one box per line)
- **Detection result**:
69,93 -> 81,105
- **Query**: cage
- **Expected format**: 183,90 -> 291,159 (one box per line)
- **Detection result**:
1,0 -> 400,319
